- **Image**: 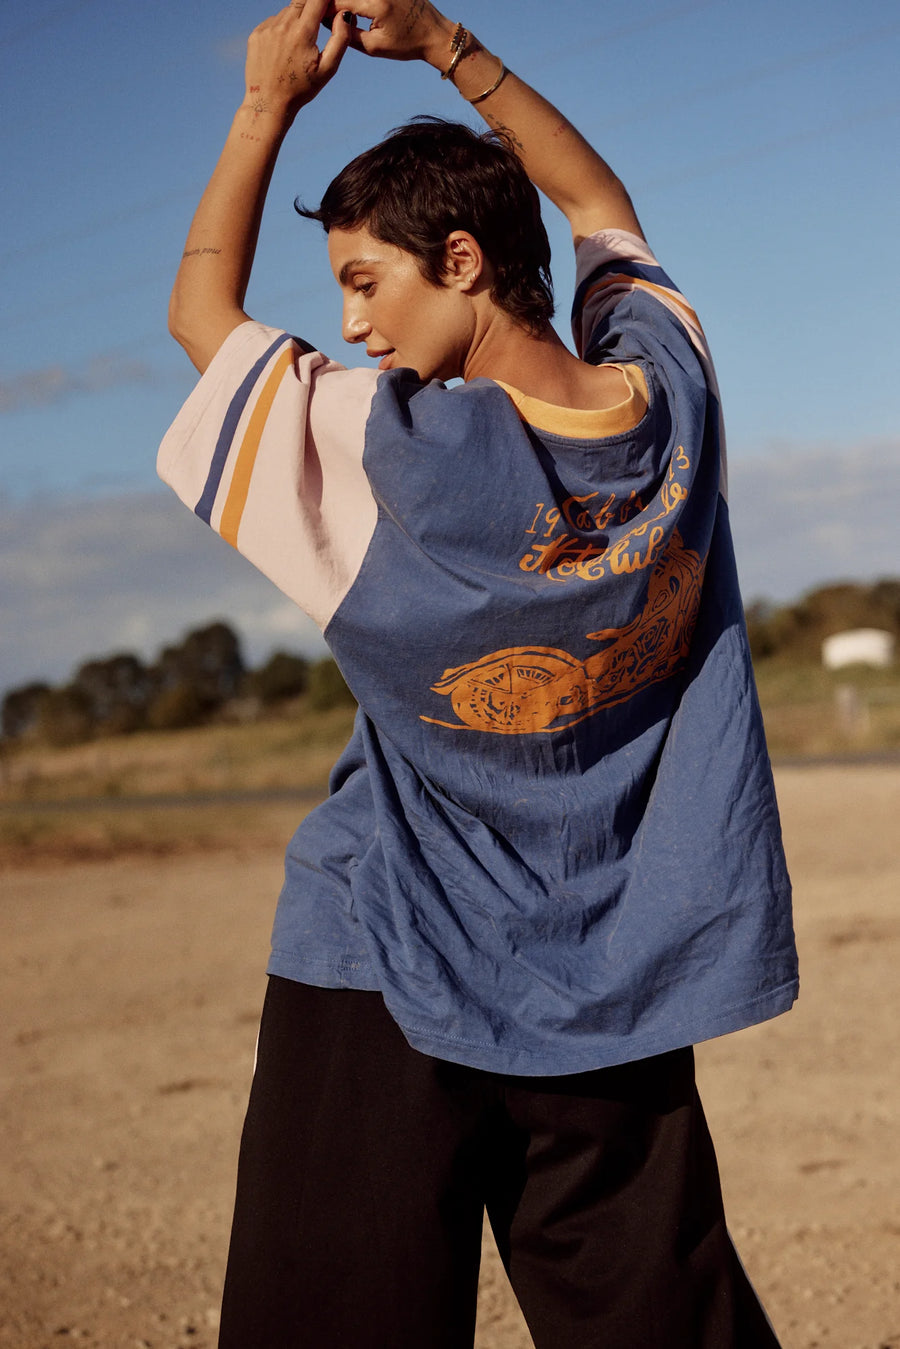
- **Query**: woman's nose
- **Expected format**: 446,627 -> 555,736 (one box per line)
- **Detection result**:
342,304 -> 370,345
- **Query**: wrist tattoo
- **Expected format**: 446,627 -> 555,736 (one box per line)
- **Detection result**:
403,0 -> 428,35
182,246 -> 223,259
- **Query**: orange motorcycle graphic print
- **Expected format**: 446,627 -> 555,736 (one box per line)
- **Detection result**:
422,531 -> 706,734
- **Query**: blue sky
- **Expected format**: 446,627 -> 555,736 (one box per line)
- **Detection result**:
1,0 -> 898,695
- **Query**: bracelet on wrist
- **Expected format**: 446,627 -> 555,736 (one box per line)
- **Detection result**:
465,58 -> 508,104
441,22 -> 469,80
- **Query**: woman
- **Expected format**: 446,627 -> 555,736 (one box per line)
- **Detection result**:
160,3 -> 797,1343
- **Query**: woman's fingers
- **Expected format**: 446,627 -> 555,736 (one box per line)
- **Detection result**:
318,10 -> 356,78
284,0 -> 334,31
330,1 -> 450,60
245,0 -> 353,111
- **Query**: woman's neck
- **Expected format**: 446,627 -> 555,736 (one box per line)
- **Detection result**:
462,316 -> 629,411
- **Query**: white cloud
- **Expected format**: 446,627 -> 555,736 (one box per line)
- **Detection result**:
727,438 -> 900,600
0,490 -> 326,696
0,354 -> 157,414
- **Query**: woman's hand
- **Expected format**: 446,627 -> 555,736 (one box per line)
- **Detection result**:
170,0 -> 355,373
244,0 -> 354,123
338,2 -> 644,246
335,0 -> 454,65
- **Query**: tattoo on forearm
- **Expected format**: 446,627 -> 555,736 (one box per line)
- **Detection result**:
182,246 -> 223,259
484,113 -> 524,153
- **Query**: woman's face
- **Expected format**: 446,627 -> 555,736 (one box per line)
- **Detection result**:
327,225 -> 476,382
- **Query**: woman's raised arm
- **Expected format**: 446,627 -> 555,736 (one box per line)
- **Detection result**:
169,1 -> 354,374
339,1 -> 644,246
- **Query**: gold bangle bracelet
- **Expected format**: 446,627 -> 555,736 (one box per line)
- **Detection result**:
465,60 -> 508,104
441,23 -> 469,80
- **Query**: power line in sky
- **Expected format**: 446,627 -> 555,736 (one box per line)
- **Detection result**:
541,0 -> 717,66
2,92 -> 898,344
0,186 -> 201,273
637,98 -> 900,193
3,14 -> 895,275
604,18 -> 900,131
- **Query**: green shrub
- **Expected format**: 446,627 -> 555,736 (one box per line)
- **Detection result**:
306,658 -> 356,712
146,682 -> 206,731
243,651 -> 310,705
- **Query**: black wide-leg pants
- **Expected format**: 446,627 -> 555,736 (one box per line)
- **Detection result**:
219,976 -> 780,1348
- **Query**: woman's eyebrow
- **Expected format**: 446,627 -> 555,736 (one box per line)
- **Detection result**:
338,258 -> 380,285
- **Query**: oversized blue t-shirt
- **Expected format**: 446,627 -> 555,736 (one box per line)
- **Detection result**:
158,228 -> 798,1074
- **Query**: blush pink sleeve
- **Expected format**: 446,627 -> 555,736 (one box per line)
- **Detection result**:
158,321 -> 380,629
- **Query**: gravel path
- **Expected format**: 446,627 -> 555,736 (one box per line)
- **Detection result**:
2,766 -> 898,1348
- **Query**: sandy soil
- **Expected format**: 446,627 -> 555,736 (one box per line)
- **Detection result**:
2,766 -> 899,1348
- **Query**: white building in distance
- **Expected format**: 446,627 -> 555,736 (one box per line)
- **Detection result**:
821,628 -> 895,670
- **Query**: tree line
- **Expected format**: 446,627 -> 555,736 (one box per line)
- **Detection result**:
743,578 -> 900,662
3,579 -> 898,749
1,621 -> 355,748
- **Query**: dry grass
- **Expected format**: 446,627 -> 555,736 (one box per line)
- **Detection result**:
0,701 -> 353,867
2,664 -> 898,866
753,658 -> 900,757
0,703 -> 355,804
0,800 -> 315,870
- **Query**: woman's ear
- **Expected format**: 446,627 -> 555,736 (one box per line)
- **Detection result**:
443,231 -> 484,292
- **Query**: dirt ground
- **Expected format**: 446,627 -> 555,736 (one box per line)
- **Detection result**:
2,765 -> 898,1348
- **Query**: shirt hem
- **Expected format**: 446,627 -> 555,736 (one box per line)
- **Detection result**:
264,950 -> 798,1074
392,978 -> 799,1076
267,947 -> 381,993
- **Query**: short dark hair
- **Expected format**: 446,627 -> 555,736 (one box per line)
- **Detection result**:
296,117 -> 554,333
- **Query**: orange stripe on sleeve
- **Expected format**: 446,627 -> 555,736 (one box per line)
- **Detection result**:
219,346 -> 295,548
584,274 -> 702,330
